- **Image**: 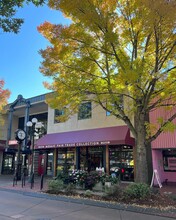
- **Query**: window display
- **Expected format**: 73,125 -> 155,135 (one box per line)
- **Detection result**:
57,148 -> 75,173
163,150 -> 176,171
80,146 -> 104,171
109,145 -> 134,181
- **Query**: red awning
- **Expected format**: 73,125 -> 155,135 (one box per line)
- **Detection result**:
35,126 -> 134,149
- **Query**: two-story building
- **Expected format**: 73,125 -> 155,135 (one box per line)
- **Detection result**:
0,94 -> 48,175
0,93 -> 134,181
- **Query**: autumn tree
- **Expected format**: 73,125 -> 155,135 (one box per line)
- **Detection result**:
0,80 -> 10,124
38,0 -> 176,183
0,0 -> 45,33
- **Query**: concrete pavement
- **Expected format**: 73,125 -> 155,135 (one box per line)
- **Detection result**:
0,175 -> 176,219
0,190 -> 174,220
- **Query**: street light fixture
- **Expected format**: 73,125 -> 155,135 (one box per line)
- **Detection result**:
26,118 -> 42,183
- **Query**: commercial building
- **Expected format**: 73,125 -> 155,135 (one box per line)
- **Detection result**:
0,93 -> 175,184
0,94 -> 134,181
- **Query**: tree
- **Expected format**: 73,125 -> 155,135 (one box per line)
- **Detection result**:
0,80 -> 10,124
38,0 -> 176,183
0,0 -> 45,33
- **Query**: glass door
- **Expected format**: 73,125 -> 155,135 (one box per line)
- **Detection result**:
47,152 -> 53,176
2,153 -> 15,174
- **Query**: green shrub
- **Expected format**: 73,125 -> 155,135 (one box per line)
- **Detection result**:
105,184 -> 122,197
48,179 -> 64,193
64,183 -> 75,194
124,183 -> 151,200
85,190 -> 92,197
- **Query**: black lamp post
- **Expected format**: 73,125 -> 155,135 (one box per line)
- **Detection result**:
26,118 -> 42,182
15,129 -> 26,180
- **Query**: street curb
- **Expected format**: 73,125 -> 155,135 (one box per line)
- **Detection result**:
0,187 -> 176,219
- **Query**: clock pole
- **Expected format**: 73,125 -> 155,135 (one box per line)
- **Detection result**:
16,140 -> 22,180
14,129 -> 26,180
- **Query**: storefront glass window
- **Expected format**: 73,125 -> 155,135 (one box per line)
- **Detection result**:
57,148 -> 75,173
163,150 -> 176,172
80,147 -> 104,171
109,145 -> 134,181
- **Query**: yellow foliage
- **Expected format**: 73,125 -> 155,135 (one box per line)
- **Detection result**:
39,0 -> 176,140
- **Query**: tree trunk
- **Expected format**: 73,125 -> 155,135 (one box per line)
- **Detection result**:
146,142 -> 153,184
134,111 -> 149,183
135,131 -> 148,183
145,112 -> 153,184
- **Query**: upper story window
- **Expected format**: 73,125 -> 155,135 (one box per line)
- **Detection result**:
54,109 -> 64,123
78,102 -> 92,120
106,95 -> 124,116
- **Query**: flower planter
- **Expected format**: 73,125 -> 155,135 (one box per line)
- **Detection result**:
105,182 -> 111,188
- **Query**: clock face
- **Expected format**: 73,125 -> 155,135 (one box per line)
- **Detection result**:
16,129 -> 26,141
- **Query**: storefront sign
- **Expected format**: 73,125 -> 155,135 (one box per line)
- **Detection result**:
8,140 -> 18,145
37,141 -> 111,149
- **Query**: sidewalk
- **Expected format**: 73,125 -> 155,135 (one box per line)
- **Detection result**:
160,182 -> 176,195
0,174 -> 50,193
0,175 -> 176,219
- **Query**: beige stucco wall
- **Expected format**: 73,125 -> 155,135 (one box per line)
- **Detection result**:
10,116 -> 18,140
47,103 -> 126,134
0,114 -> 8,140
0,114 -> 18,141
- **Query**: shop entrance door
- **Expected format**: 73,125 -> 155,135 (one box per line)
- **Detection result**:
38,154 -> 46,175
47,152 -> 53,176
2,153 -> 15,174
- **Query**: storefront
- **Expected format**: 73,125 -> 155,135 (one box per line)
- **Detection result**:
36,126 -> 135,181
152,130 -> 176,183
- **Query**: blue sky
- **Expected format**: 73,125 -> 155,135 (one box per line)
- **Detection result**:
0,3 -> 69,103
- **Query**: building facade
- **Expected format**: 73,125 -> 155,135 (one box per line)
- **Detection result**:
1,93 -> 175,184
150,106 -> 176,183
0,94 -> 48,175
0,94 -> 135,182
36,99 -> 135,181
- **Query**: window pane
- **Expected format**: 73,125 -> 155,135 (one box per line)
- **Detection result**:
54,109 -> 64,123
57,148 -> 75,173
163,150 -> 176,171
78,102 -> 92,120
109,145 -> 134,181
